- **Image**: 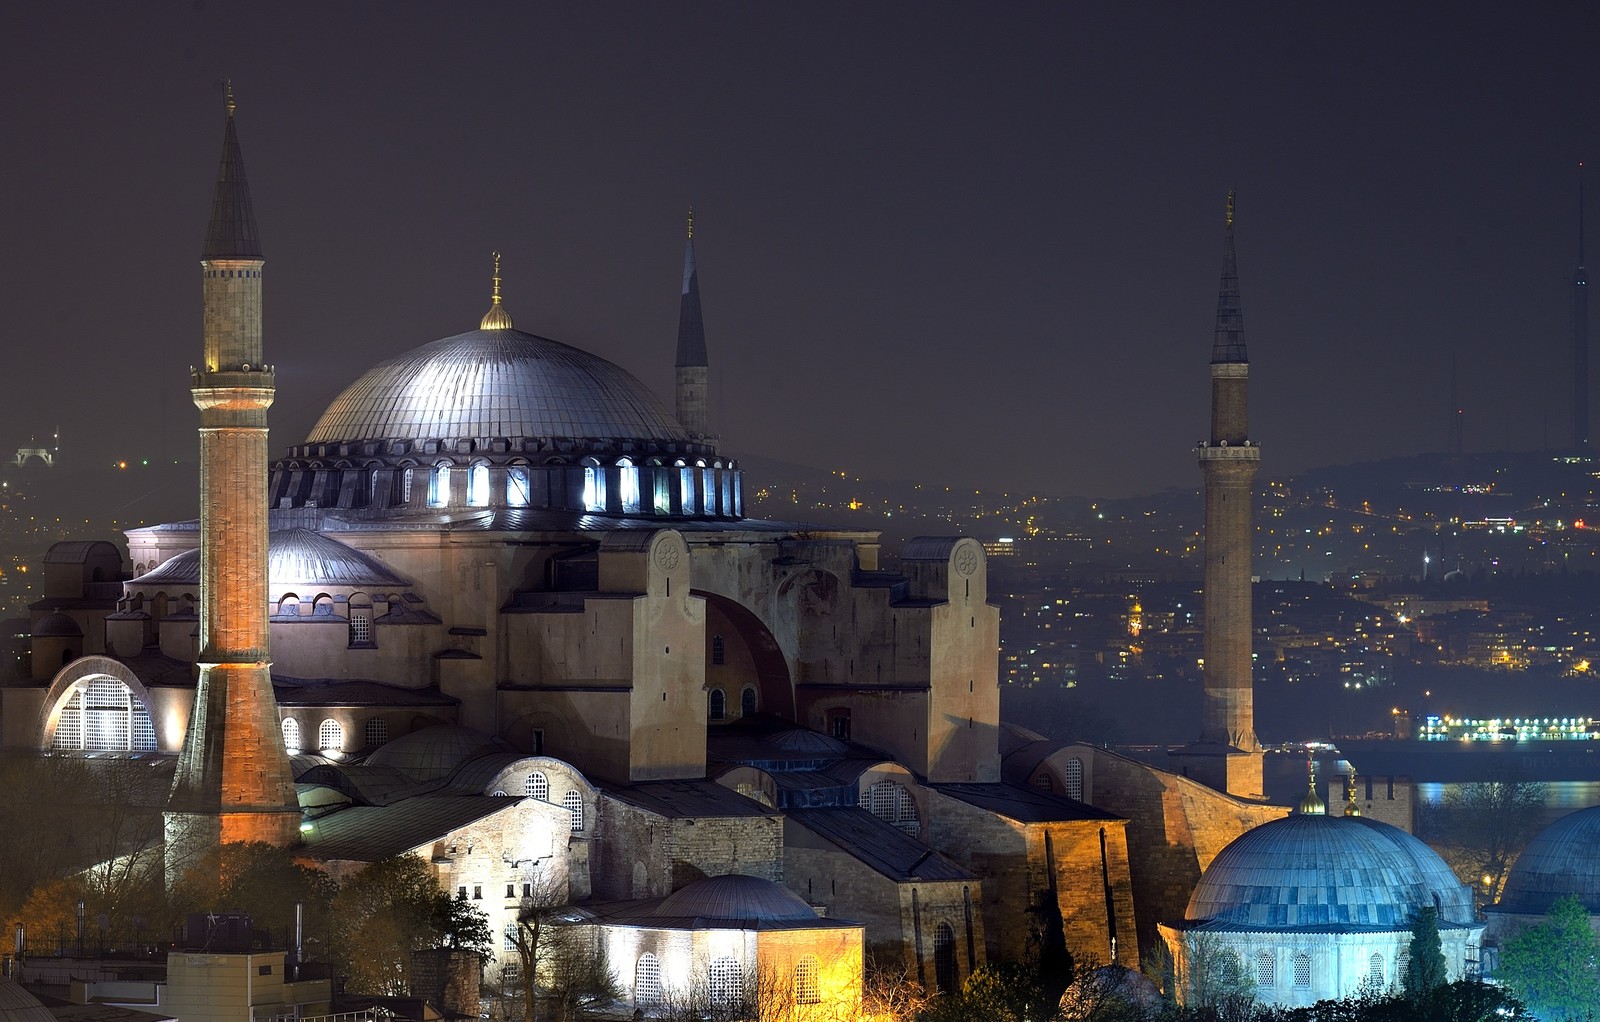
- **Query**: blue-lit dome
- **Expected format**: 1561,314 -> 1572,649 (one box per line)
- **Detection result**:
1496,805 -> 1600,916
1186,814 -> 1468,929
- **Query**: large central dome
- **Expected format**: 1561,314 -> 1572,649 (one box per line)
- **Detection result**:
307,328 -> 688,446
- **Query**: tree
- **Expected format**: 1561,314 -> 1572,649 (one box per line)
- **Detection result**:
1419,777 -> 1545,902
329,854 -> 476,995
504,866 -> 616,1022
1497,894 -> 1600,1022
1401,905 -> 1447,1000
170,842 -> 337,950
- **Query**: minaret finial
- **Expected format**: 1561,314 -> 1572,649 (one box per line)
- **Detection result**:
1225,189 -> 1235,229
687,206 -> 695,240
1296,753 -> 1326,815
225,80 -> 236,119
480,250 -> 514,330
1344,769 -> 1361,816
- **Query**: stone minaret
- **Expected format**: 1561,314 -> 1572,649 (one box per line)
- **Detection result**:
1575,163 -> 1590,450
166,86 -> 300,877
1185,191 -> 1264,799
674,208 -> 713,442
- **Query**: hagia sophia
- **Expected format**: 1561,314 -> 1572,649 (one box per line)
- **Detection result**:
7,94 -> 1588,1017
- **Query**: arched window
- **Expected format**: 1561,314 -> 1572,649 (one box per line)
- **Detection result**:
1032,773 -> 1054,792
364,717 -> 389,748
865,780 -> 921,838
582,462 -> 606,512
653,469 -> 672,514
563,790 -> 584,832
708,957 -> 741,1007
795,954 -> 820,1004
708,688 -> 726,721
635,953 -> 662,1006
1368,951 -> 1384,985
428,463 -> 451,507
679,466 -> 695,513
740,686 -> 757,717
319,718 -> 343,753
526,771 -> 549,801
1064,757 -> 1084,801
933,923 -> 958,994
702,469 -> 715,514
51,676 -> 158,752
1293,953 -> 1312,987
277,594 -> 300,617
467,463 -> 490,506
1397,947 -> 1411,987
1256,949 -> 1276,986
506,465 -> 531,506
711,634 -> 726,665
617,458 -> 640,513
282,717 -> 301,754
1220,949 -> 1241,980
400,466 -> 414,504
348,596 -> 374,647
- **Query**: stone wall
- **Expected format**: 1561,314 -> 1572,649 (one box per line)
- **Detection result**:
592,796 -> 783,901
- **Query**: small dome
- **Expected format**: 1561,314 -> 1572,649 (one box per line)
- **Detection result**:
1497,805 -> 1600,916
1186,814 -> 1466,929
0,977 -> 59,1022
654,874 -> 818,923
306,328 -> 687,446
365,724 -> 512,783
32,612 -> 82,638
269,529 -> 409,588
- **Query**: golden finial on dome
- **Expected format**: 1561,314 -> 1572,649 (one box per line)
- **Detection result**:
480,250 -> 515,330
225,80 -> 236,119
1296,752 -> 1326,815
1344,770 -> 1362,817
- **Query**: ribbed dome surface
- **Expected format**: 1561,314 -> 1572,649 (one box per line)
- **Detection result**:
306,328 -> 687,445
0,978 -> 59,1022
131,532 -> 408,589
1186,814 -> 1451,929
32,612 -> 82,638
365,724 -> 511,783
1350,817 -> 1477,924
655,874 -> 818,922
1497,805 -> 1600,916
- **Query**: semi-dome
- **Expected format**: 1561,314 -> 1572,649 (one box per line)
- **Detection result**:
654,874 -> 819,923
1496,805 -> 1600,916
1185,814 -> 1465,929
128,531 -> 408,589
307,328 -> 687,446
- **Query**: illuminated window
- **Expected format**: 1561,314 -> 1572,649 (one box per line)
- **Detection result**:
319,718 -> 343,753
617,458 -> 640,513
653,470 -> 671,514
563,790 -> 584,832
1294,953 -> 1311,986
708,957 -> 741,1007
865,780 -> 921,838
282,717 -> 301,754
582,462 -> 606,512
525,771 -> 549,801
741,686 -> 757,717
429,464 -> 450,507
467,463 -> 490,506
679,466 -> 695,513
1064,757 -> 1084,801
933,923 -> 957,993
364,717 -> 388,748
1256,949 -> 1276,986
635,954 -> 661,1006
702,469 -> 715,514
795,955 -> 820,1004
51,676 -> 157,752
349,606 -> 373,646
506,466 -> 531,506
709,688 -> 726,721
400,467 -> 414,503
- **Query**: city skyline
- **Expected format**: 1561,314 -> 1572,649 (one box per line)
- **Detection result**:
2,4 -> 1599,497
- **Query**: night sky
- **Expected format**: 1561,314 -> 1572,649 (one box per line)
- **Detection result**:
3,3 -> 1599,497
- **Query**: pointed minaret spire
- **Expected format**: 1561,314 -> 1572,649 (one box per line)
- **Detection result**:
1212,190 -> 1246,364
202,81 -> 262,260
675,207 -> 713,442
480,250 -> 515,330
1575,163 -> 1590,449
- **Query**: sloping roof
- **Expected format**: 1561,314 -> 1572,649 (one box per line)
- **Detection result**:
603,779 -> 780,820
301,796 -> 518,861
933,782 -> 1121,824
786,808 -> 974,882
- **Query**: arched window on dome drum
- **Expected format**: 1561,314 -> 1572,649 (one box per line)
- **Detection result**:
795,954 -> 820,1004
348,594 -> 374,648
526,771 -> 549,801
282,717 -> 301,754
1368,952 -> 1384,986
708,957 -> 741,1007
933,923 -> 958,994
678,466 -> 695,513
429,464 -> 451,507
506,465 -> 531,506
708,688 -> 726,721
616,458 -> 640,513
1256,949 -> 1275,986
653,470 -> 671,514
740,686 -> 757,717
364,717 -> 389,748
400,467 -> 414,504
702,469 -> 715,515
1293,953 -> 1311,987
563,790 -> 584,832
635,954 -> 662,1006
319,718 -> 343,753
467,463 -> 490,506
51,676 -> 157,752
721,473 -> 733,516
1064,757 -> 1084,801
583,464 -> 606,513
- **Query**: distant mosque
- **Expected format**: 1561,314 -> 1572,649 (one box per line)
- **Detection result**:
0,91 -> 1481,1014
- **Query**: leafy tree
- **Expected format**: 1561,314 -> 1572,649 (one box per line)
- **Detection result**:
1402,905 -> 1447,1000
170,841 -> 337,949
329,854 -> 474,995
1497,894 -> 1600,1022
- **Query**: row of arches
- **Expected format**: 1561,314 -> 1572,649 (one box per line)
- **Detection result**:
282,715 -> 389,754
489,771 -> 585,833
631,953 -> 820,1008
707,685 -> 758,721
1215,947 -> 1387,988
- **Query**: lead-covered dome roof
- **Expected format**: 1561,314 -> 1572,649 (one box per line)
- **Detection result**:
654,874 -> 819,923
1184,814 -> 1472,930
1496,805 -> 1600,916
306,328 -> 687,446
